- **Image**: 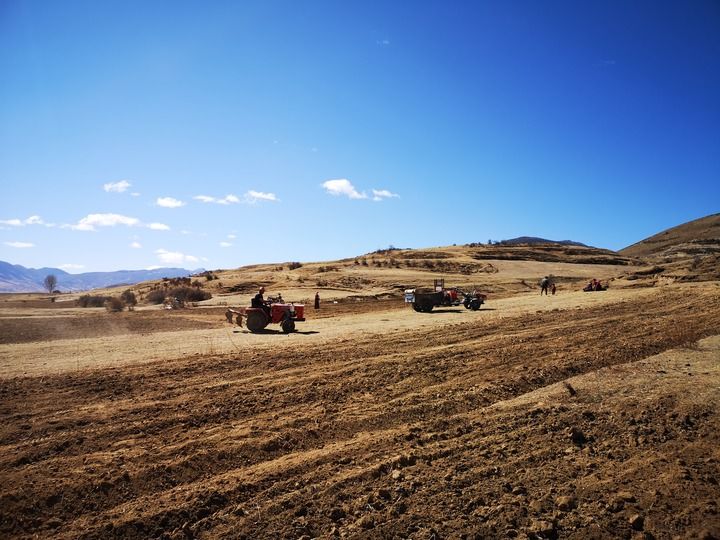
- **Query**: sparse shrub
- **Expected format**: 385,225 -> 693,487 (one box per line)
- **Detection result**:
77,294 -> 112,308
105,297 -> 125,312
169,286 -> 212,303
316,279 -> 328,287
288,262 -> 303,270
145,289 -> 167,304
120,290 -> 137,309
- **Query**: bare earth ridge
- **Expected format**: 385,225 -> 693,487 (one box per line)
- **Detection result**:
1,280 -> 719,539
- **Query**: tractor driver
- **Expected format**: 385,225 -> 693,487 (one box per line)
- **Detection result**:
251,287 -> 271,317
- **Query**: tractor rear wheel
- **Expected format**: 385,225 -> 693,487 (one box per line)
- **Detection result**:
281,319 -> 295,333
246,311 -> 268,333
412,303 -> 423,312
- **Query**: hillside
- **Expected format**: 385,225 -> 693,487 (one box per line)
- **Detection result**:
620,213 -> 720,259
135,243 -> 638,308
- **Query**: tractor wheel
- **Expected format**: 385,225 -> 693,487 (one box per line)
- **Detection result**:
281,319 -> 295,333
422,302 -> 434,312
412,303 -> 423,312
246,311 -> 267,333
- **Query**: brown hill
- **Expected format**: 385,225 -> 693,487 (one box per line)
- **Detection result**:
169,243 -> 636,306
619,213 -> 720,259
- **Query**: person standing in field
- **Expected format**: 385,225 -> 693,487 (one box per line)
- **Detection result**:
540,276 -> 550,295
314,291 -> 320,309
551,283 -> 557,295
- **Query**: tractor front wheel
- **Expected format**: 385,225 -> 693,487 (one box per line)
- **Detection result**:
281,319 -> 296,333
246,311 -> 268,333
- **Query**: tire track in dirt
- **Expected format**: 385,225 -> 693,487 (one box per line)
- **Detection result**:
1,287 -> 719,538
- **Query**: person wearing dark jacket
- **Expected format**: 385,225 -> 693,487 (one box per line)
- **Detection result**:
314,291 -> 320,310
251,287 -> 265,308
251,287 -> 271,317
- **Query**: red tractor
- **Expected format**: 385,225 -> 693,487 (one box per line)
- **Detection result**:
243,300 -> 305,333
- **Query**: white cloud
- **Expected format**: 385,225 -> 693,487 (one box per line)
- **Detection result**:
66,213 -> 169,231
156,197 -> 185,208
25,215 -> 44,225
71,213 -> 140,231
131,192 -> 141,197
194,194 -> 243,205
103,180 -> 131,193
0,215 -> 53,227
0,219 -> 23,227
244,190 -> 278,203
59,263 -> 84,270
5,241 -> 34,248
227,234 -> 236,239
155,249 -> 199,265
372,188 -> 400,201
130,241 -> 142,249
220,241 -> 232,247
322,179 -> 367,199
221,194 -> 240,204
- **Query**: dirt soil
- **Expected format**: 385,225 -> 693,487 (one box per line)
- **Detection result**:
1,283 -> 720,539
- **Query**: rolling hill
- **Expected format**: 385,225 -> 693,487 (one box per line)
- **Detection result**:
620,213 -> 720,259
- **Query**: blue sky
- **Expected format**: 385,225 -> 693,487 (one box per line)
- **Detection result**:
1,1 -> 718,272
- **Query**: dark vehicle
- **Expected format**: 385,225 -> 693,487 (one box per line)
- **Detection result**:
462,290 -> 487,311
405,279 -> 486,313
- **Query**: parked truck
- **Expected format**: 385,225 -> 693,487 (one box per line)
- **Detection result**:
404,279 -> 486,313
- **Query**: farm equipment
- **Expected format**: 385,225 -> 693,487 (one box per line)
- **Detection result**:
462,290 -> 487,311
404,279 -> 486,312
226,298 -> 305,333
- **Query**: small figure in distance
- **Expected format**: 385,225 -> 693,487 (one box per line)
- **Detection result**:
551,283 -> 557,295
314,291 -> 320,310
540,276 -> 550,295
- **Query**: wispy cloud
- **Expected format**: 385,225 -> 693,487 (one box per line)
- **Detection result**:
103,180 -> 132,193
194,194 -> 241,205
322,179 -> 368,200
156,197 -> 185,208
130,241 -> 142,249
59,263 -> 85,270
4,241 -> 34,248
244,190 -> 278,203
65,213 -> 170,232
0,215 -> 54,227
372,189 -> 400,202
155,249 -> 199,265
376,39 -> 390,46
219,241 -> 233,247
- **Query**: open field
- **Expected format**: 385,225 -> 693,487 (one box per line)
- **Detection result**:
1,270 -> 719,539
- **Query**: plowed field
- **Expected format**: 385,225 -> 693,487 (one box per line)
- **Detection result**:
1,283 -> 720,539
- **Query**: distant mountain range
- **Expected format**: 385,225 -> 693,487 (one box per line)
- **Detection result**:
0,261 -> 203,293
